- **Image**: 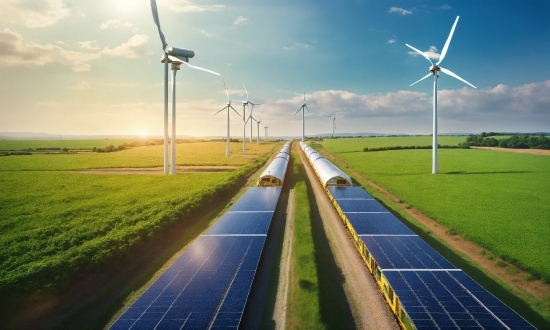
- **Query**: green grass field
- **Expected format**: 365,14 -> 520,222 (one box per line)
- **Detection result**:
0,139 -> 136,150
320,137 -> 550,283
0,140 -> 275,307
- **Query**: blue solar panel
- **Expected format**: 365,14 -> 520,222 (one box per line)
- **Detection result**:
229,187 -> 281,212
205,212 -> 274,235
337,199 -> 388,213
110,235 -> 265,330
327,186 -> 373,200
384,271 -> 534,330
361,236 -> 455,270
346,212 -> 415,235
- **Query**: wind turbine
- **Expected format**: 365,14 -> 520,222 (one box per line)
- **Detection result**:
252,111 -> 262,145
263,123 -> 270,141
240,84 -> 261,154
149,0 -> 219,174
406,16 -> 475,174
323,111 -> 340,137
294,92 -> 311,142
214,82 -> 241,156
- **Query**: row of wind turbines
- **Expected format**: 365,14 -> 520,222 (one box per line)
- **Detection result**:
150,0 -> 475,175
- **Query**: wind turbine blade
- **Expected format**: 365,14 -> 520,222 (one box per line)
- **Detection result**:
294,107 -> 302,116
214,107 -> 226,116
150,0 -> 168,51
243,84 -> 249,101
410,73 -> 433,86
182,62 -> 220,75
440,67 -> 476,88
305,104 -> 311,113
223,81 -> 230,101
437,16 -> 459,66
230,105 -> 241,117
406,44 -> 433,65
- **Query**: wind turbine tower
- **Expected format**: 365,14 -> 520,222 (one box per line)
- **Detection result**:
240,84 -> 261,154
295,93 -> 310,142
406,16 -> 475,174
149,0 -> 219,174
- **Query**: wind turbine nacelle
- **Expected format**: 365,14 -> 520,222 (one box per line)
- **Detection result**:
167,47 -> 195,59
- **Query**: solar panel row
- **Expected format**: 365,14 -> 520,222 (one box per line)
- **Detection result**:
326,186 -> 534,330
111,187 -> 282,330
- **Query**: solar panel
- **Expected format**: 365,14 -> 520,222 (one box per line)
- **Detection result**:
229,187 -> 282,212
361,236 -> 455,270
110,235 -> 265,330
384,270 -> 535,330
327,186 -> 373,200
337,199 -> 388,213
205,212 -> 274,235
346,212 -> 415,235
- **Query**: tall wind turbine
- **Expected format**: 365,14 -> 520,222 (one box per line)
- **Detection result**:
241,84 -> 261,154
323,111 -> 340,137
214,82 -> 241,156
295,93 -> 311,142
406,16 -> 475,174
149,0 -> 219,174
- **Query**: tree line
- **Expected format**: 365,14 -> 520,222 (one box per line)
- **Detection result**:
465,133 -> 550,149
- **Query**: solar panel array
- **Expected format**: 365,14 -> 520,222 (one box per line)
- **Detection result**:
327,186 -> 534,329
111,187 -> 282,330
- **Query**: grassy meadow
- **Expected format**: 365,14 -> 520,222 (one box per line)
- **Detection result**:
320,137 -> 550,283
0,139 -> 276,314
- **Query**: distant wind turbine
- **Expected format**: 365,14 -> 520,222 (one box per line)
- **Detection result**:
241,84 -> 261,154
295,92 -> 311,142
214,82 -> 241,156
149,0 -> 219,174
323,111 -> 340,137
263,122 -> 270,141
406,16 -> 475,174
252,111 -> 262,145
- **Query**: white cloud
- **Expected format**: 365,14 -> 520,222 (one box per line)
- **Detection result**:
389,7 -> 412,15
102,35 -> 150,59
0,0 -> 70,27
78,40 -> 99,50
100,19 -> 134,30
408,46 -> 440,60
233,16 -> 249,25
166,0 -> 225,13
67,81 -> 90,90
0,28 -> 99,72
439,4 -> 451,10
262,81 -> 550,129
198,29 -> 212,37
283,42 -> 312,50
387,39 -> 396,44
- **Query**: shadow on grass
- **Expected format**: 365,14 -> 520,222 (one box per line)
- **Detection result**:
300,159 -> 356,329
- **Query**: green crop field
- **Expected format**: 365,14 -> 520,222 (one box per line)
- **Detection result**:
0,139 -> 136,150
0,140 -> 273,171
320,137 -> 550,283
0,140 -> 276,317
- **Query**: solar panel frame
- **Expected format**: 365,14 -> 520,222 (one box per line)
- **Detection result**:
205,212 -> 274,235
361,236 -> 456,270
110,235 -> 266,330
384,270 -> 535,330
347,212 -> 415,235
229,187 -> 282,212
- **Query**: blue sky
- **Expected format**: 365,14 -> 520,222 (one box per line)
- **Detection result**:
0,0 -> 549,137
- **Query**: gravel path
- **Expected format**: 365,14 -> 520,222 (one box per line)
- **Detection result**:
298,146 -> 399,330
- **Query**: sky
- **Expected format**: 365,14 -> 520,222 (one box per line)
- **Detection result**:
0,0 -> 549,138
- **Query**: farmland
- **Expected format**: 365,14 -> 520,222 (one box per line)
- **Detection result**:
0,139 -> 276,327
319,137 -> 550,283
